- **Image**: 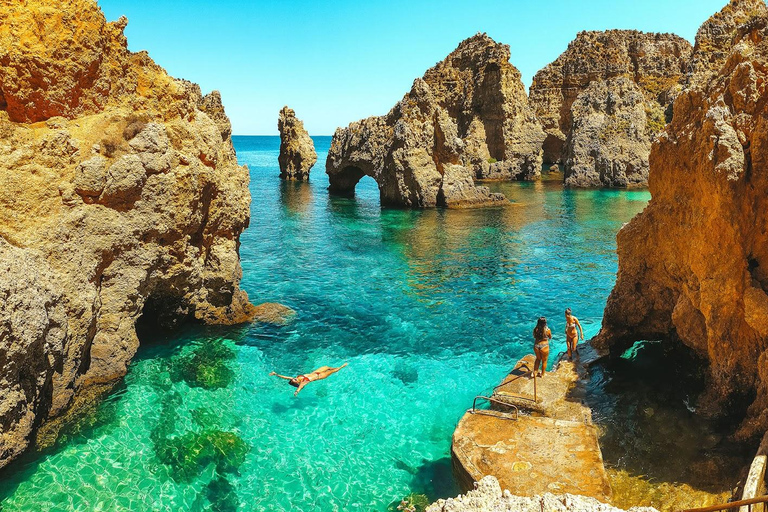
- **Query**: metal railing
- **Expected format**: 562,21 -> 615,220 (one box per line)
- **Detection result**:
682,495 -> 768,512
470,395 -> 519,421
491,363 -> 538,403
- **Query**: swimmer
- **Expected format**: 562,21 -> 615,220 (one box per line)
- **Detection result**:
269,363 -> 348,396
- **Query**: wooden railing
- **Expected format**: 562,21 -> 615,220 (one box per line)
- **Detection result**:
682,495 -> 768,512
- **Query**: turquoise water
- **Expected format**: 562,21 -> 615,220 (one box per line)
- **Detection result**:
0,136 -> 650,511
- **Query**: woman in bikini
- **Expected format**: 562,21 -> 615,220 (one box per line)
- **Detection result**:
532,317 -> 552,378
269,363 -> 348,396
564,307 -> 584,360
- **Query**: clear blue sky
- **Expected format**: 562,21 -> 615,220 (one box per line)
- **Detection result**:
99,0 -> 732,135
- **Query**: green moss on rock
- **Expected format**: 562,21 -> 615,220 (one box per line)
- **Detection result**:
155,429 -> 250,482
169,338 -> 236,389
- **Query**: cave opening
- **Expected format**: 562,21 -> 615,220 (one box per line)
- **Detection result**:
581,338 -> 753,505
135,292 -> 192,345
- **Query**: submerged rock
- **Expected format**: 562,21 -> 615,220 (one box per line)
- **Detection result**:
252,302 -> 296,325
529,30 -> 692,185
0,0 -> 256,469
426,476 -> 658,512
278,106 -> 317,181
596,0 -> 768,441
326,33 -> 543,208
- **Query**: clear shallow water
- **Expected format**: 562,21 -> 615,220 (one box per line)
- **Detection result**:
0,136 -> 651,511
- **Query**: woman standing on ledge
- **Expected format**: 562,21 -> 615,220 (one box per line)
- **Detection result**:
565,308 -> 584,360
532,317 -> 552,378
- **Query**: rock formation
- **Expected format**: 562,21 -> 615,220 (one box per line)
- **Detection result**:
426,476 -> 657,512
564,77 -> 661,187
0,0 -> 256,469
326,33 -> 545,208
529,30 -> 692,186
278,106 -> 316,181
595,0 -> 768,442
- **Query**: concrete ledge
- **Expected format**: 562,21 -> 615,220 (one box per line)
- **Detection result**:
741,454 -> 767,512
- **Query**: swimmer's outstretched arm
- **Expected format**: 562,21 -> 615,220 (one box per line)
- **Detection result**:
575,318 -> 584,340
269,372 -> 294,381
294,380 -> 308,397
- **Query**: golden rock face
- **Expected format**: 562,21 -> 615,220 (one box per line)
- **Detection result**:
528,29 -> 693,179
597,0 -> 768,442
0,0 -> 256,469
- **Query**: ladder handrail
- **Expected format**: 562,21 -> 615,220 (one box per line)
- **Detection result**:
471,395 -> 519,420
491,366 -> 538,403
681,495 -> 768,512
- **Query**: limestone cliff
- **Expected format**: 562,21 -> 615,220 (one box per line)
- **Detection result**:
529,30 -> 692,186
278,106 -> 316,181
596,0 -> 768,441
564,77 -> 660,187
326,33 -> 544,208
0,0 -> 255,469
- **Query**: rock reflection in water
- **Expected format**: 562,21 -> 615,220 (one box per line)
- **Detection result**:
280,180 -> 314,215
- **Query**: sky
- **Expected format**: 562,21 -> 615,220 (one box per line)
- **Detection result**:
99,0 -> 733,135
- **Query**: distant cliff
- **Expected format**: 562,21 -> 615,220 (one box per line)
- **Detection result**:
326,33 -> 544,208
596,0 -> 768,442
529,30 -> 692,186
0,0 -> 254,468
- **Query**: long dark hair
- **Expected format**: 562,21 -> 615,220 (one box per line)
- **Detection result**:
533,317 -> 547,340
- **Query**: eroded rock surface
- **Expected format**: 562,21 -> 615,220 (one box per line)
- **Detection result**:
278,106 -> 316,181
426,476 -> 657,512
564,78 -> 659,187
596,0 -> 768,441
529,30 -> 692,186
326,33 -> 544,208
0,0 -> 256,469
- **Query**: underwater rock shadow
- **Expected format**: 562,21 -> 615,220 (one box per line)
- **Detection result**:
394,456 -> 459,502
271,395 -> 322,414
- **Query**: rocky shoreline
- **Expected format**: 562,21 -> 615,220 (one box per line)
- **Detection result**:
595,0 -> 768,444
0,0 -> 257,470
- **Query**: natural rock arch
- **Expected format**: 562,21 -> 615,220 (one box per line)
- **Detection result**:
327,164 -> 375,196
326,33 -> 544,208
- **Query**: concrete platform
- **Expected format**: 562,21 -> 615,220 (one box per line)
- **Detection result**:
452,411 -> 612,501
492,354 -> 590,422
450,346 -> 612,502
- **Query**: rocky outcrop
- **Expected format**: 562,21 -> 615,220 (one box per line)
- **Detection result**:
688,0 -> 768,84
595,0 -> 768,441
278,106 -> 316,181
426,476 -> 657,512
326,33 -> 544,208
529,30 -> 692,186
564,77 -> 661,187
0,0 -> 256,469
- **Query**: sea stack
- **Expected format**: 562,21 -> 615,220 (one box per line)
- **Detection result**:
529,30 -> 692,186
595,0 -> 768,442
0,0 -> 255,469
326,33 -> 544,208
278,106 -> 317,181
